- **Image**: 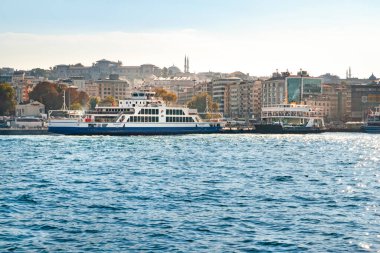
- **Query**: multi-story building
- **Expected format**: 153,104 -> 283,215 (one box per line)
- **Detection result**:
212,77 -> 242,116
224,82 -> 239,118
262,70 -> 322,107
218,79 -> 260,119
346,81 -> 380,121
70,76 -> 86,91
262,71 -> 288,107
52,59 -> 161,82
85,81 -> 100,98
286,70 -> 322,104
252,80 -> 262,119
96,74 -> 131,100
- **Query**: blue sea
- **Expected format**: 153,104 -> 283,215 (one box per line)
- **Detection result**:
0,133 -> 379,252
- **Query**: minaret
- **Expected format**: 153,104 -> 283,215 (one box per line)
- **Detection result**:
186,56 -> 189,73
349,66 -> 352,79
184,55 -> 187,73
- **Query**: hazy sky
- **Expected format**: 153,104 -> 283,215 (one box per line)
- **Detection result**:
1,0 -> 379,78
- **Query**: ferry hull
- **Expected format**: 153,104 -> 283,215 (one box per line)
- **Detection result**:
48,126 -> 222,135
362,126 -> 380,133
254,124 -> 324,134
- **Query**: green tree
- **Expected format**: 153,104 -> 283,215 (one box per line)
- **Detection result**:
29,82 -> 62,111
70,102 -> 82,110
187,92 -> 219,119
73,91 -> 89,108
153,87 -> 177,105
0,83 -> 16,115
30,68 -> 48,78
99,96 -> 117,106
161,67 -> 168,78
89,97 -> 100,110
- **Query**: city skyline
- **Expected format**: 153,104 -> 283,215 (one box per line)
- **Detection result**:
1,0 -> 379,78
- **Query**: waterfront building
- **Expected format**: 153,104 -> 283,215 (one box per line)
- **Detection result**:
96,74 -> 131,100
212,77 -> 242,116
286,70 -> 322,104
262,71 -> 288,107
215,78 -> 259,119
346,81 -> 380,121
252,80 -> 262,119
16,101 -> 45,117
224,82 -> 239,118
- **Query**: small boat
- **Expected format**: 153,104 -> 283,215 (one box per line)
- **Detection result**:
48,91 -> 223,135
254,104 -> 326,134
362,106 -> 380,133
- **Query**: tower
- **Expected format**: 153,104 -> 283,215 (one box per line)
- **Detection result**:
349,66 -> 352,79
184,55 -> 187,73
184,55 -> 190,73
186,56 -> 189,73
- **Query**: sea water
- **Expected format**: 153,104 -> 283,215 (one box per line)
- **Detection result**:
0,133 -> 379,252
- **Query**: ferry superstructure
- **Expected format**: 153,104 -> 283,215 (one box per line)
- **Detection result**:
48,91 -> 223,135
254,104 -> 325,133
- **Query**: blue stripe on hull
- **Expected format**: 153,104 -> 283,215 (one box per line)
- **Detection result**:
48,126 -> 222,135
363,126 -> 380,133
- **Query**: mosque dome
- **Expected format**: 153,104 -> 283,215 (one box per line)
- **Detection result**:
168,65 -> 181,75
369,73 -> 377,81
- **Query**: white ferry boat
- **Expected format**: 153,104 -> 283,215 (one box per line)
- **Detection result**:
48,91 -> 223,135
362,106 -> 380,133
254,104 -> 325,134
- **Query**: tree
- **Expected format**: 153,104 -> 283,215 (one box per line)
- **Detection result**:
29,82 -> 63,112
73,91 -> 89,108
89,97 -> 100,110
29,68 -> 48,78
0,83 -> 16,115
187,92 -> 220,119
161,67 -> 168,78
70,102 -> 82,110
99,96 -> 117,106
153,87 -> 177,105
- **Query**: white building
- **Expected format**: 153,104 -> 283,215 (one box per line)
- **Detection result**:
16,101 -> 45,117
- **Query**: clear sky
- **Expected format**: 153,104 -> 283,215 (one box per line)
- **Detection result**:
1,0 -> 379,78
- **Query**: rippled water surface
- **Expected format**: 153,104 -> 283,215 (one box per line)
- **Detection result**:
1,133 -> 380,252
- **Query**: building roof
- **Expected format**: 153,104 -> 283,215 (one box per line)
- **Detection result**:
369,73 -> 377,80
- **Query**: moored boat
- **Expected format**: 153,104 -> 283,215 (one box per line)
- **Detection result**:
362,106 -> 380,133
254,104 -> 325,134
48,91 -> 223,135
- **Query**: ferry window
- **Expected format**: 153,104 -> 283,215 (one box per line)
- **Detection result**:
166,117 -> 169,122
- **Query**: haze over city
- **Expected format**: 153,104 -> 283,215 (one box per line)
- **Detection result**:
1,0 -> 379,78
